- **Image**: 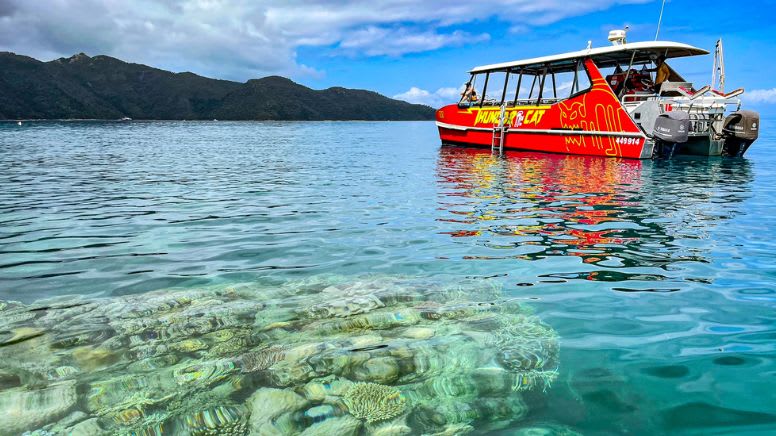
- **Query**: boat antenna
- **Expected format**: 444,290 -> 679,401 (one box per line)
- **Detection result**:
655,0 -> 667,40
711,38 -> 725,92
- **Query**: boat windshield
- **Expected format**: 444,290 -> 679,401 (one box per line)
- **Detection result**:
458,59 -> 591,108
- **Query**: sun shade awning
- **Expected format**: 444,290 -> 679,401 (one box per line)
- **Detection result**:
469,41 -> 709,74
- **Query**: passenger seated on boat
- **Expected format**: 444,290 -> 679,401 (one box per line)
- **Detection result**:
461,83 -> 478,102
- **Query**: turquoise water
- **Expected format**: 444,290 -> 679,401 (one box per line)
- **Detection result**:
1,120 -> 775,435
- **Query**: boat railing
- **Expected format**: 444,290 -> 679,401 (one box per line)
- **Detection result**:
622,93 -> 655,103
623,94 -> 741,108
469,97 -> 566,108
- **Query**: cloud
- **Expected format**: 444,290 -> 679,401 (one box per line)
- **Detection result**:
394,86 -> 462,108
340,27 -> 489,57
395,79 -> 583,107
744,88 -> 776,104
556,80 -> 574,93
0,0 -> 651,81
508,25 -> 531,34
0,0 -> 304,81
0,0 -> 18,17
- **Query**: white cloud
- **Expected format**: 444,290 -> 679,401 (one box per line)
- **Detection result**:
744,88 -> 776,104
0,0 -> 652,81
340,27 -> 489,56
556,80 -> 574,92
394,86 -> 462,108
508,25 -> 530,34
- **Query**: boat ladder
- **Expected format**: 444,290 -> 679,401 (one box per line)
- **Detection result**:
491,103 -> 508,157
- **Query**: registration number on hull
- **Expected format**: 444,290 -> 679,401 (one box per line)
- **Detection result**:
615,137 -> 640,145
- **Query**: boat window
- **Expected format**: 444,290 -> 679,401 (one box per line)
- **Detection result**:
527,75 -> 538,101
546,61 -> 591,100
540,68 -> 557,102
570,60 -> 592,96
549,70 -> 575,100
505,70 -> 521,106
514,72 -> 535,105
481,71 -> 507,106
536,67 -> 550,103
458,73 -> 481,106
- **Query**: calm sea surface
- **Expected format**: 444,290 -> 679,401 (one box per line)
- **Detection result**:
1,120 -> 775,435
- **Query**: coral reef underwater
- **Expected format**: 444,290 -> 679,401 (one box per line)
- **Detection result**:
0,275 -> 562,435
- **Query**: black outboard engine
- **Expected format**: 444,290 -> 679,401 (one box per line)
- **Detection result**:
722,110 -> 759,156
652,111 -> 690,158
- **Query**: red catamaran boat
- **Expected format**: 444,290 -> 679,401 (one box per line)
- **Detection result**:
436,31 -> 759,159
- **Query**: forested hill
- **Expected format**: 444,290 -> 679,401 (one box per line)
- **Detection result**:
0,52 -> 436,121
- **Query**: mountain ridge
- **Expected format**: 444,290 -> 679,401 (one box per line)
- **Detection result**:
0,52 -> 435,121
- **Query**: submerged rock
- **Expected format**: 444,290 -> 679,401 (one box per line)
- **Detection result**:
366,414 -> 413,436
72,346 -> 119,371
300,294 -> 385,319
173,359 -> 237,386
299,415 -> 361,436
400,327 -> 435,340
0,369 -> 22,389
351,356 -> 400,384
65,417 -> 107,436
246,388 -> 308,435
0,380 -> 77,434
302,377 -> 354,402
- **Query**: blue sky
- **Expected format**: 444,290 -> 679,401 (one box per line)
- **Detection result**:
1,0 -> 774,112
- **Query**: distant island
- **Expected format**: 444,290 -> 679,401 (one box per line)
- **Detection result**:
0,52 -> 435,121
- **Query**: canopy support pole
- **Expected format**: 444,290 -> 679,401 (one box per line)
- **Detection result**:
619,51 -> 637,99
513,71 -> 523,106
480,72 -> 490,108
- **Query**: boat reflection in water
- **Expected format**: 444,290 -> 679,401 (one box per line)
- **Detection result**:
435,147 -> 753,292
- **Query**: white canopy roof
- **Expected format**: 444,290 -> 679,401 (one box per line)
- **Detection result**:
470,41 -> 708,73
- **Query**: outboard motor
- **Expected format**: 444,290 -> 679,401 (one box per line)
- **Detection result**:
722,110 -> 759,156
652,111 -> 690,158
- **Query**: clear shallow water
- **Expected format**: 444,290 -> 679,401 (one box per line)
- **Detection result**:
1,120 -> 775,435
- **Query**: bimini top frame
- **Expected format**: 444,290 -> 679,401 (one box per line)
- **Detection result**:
470,41 -> 708,74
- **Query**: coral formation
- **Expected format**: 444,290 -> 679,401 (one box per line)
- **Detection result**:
0,275 -> 560,434
238,345 -> 286,372
179,405 -> 248,436
343,382 -> 407,423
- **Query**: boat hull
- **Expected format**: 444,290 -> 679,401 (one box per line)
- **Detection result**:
668,137 -> 724,156
437,123 -> 654,159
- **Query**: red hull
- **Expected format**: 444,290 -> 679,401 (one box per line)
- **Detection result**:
436,59 -> 648,159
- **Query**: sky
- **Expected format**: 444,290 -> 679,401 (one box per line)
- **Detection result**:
1,0 -> 775,113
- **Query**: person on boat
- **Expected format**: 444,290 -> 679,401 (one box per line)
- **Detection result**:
461,82 -> 478,102
653,55 -> 670,94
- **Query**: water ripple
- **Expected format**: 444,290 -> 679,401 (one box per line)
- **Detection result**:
2,120 -> 776,433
